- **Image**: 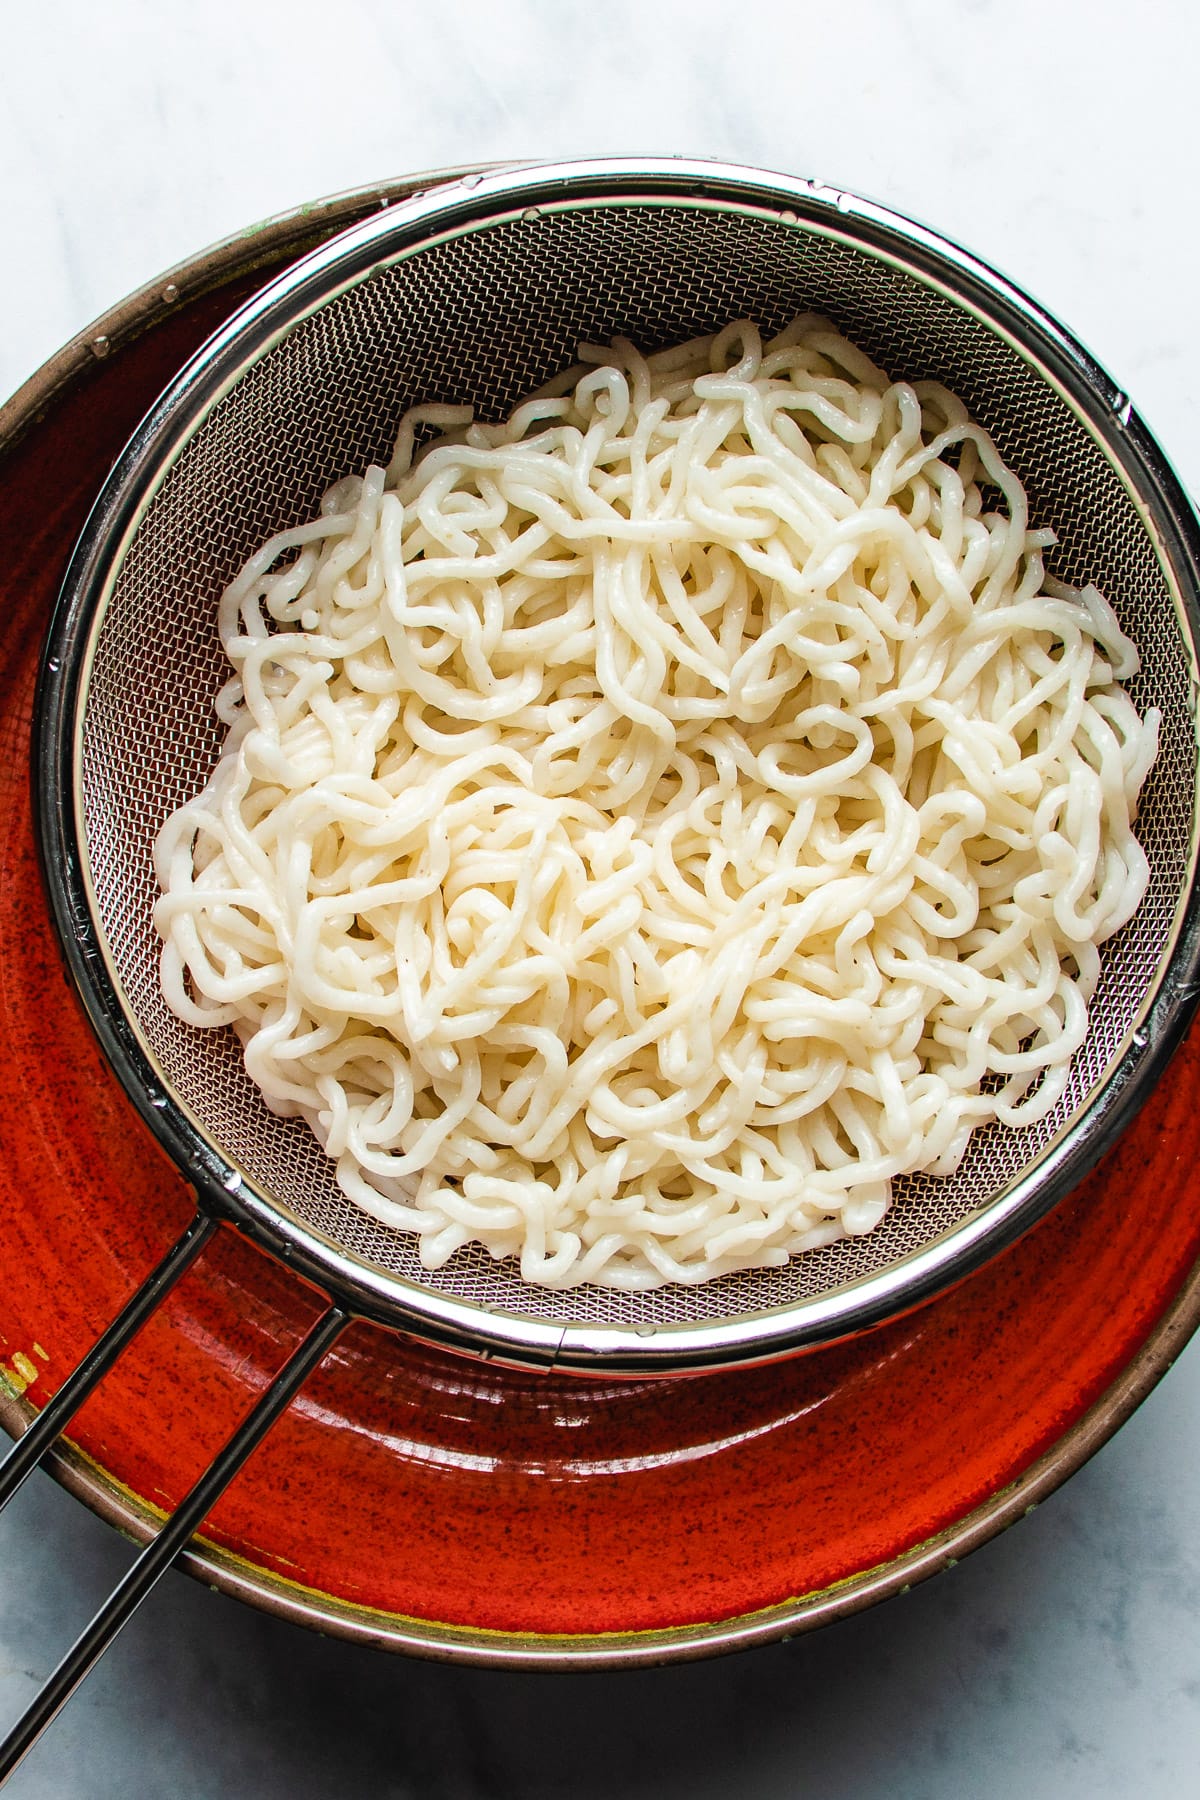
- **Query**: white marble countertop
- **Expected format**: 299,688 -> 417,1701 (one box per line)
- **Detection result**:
2,2 -> 1199,1794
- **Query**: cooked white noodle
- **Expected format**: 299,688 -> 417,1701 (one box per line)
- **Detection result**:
153,318 -> 1159,1289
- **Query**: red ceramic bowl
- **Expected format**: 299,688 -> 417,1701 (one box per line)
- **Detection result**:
3,175 -> 1200,1667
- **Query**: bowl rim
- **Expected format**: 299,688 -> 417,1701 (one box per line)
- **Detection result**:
4,164 -> 1200,1665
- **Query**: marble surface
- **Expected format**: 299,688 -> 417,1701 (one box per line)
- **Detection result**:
2,0 -> 1199,1792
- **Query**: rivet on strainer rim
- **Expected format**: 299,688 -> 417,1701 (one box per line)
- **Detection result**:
4,158 -> 1200,1772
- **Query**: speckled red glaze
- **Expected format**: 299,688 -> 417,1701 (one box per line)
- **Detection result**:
3,188 -> 1200,1659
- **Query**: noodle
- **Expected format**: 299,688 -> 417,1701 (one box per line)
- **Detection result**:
153,318 -> 1159,1289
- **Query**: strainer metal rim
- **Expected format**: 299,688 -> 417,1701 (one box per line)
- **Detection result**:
33,156 -> 1200,1374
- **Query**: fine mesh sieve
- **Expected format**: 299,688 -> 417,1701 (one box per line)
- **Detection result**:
36,158 -> 1200,1376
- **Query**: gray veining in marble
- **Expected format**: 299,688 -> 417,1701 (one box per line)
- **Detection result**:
2,1 -> 1200,1793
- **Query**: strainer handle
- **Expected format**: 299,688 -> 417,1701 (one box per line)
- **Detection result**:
0,1289 -> 348,1784
0,1210 -> 218,1517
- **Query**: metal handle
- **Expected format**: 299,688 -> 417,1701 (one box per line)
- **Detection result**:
0,1210 -> 217,1515
0,1218 -> 348,1785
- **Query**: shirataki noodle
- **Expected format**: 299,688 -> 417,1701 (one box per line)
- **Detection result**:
153,318 -> 1159,1289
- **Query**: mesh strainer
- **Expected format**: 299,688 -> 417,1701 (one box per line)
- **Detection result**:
6,157 -> 1200,1769
39,154 -> 1200,1372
